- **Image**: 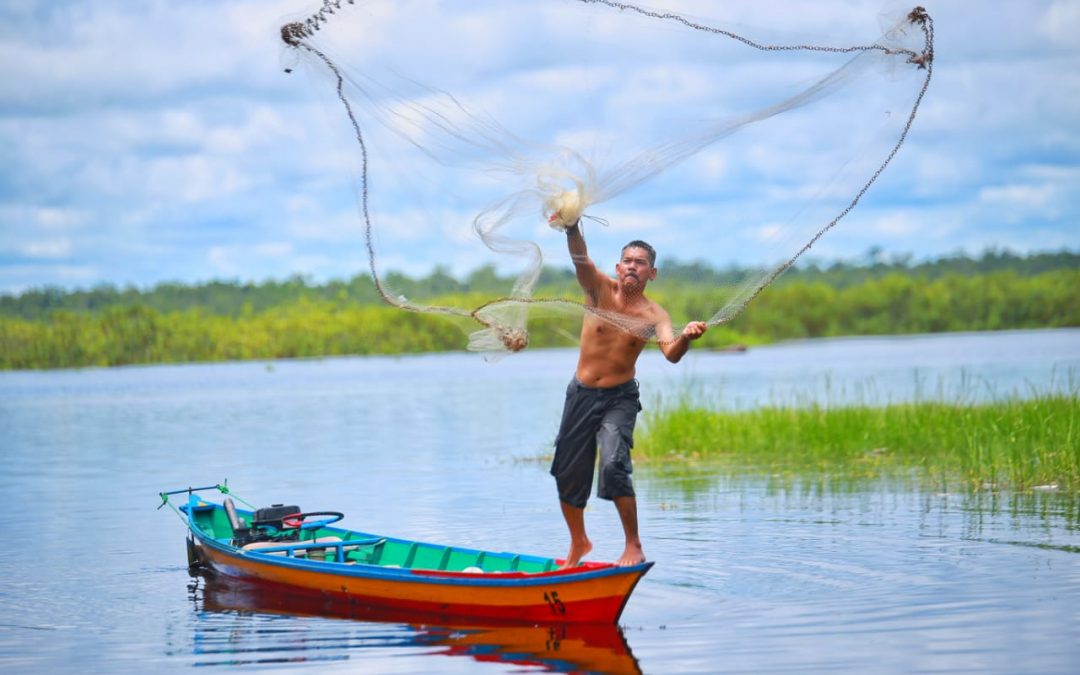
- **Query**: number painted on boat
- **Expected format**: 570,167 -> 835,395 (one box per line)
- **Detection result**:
544,590 -> 566,615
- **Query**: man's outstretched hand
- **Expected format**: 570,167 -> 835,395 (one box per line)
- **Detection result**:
682,321 -> 708,340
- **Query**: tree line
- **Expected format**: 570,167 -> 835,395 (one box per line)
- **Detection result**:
3,248 -> 1077,321
1,249 -> 1077,369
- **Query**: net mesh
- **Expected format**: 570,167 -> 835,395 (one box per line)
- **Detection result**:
281,0 -> 934,353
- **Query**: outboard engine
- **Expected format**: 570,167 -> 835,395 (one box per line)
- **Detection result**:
252,503 -> 302,532
225,498 -> 302,547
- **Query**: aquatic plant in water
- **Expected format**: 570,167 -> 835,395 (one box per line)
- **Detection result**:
637,384 -> 1080,493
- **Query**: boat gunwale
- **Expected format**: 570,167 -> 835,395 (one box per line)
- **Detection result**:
186,503 -> 652,588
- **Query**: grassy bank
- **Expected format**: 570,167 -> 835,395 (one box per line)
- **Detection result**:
637,392 -> 1080,492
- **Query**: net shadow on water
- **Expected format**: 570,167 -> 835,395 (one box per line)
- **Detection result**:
186,574 -> 642,674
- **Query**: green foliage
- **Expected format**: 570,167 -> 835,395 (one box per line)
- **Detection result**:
0,301 -> 466,369
0,274 -> 384,321
1,250 -> 1077,369
776,246 -> 1080,288
637,391 -> 1080,492
722,269 -> 1079,340
3,248 -> 1076,320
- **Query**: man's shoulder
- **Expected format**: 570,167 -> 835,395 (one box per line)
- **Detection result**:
644,296 -> 673,326
639,293 -> 668,316
583,274 -> 618,305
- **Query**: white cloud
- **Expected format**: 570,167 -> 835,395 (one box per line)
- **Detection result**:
60,2 -> 298,99
254,242 -> 293,258
906,149 -> 982,197
1,0 -> 1078,295
19,238 -> 73,259
206,246 -> 236,276
149,155 -> 253,203
287,208 -> 364,244
0,264 -> 98,292
754,223 -> 785,242
689,149 -> 729,186
979,184 -> 1054,207
1037,1 -> 1080,45
33,207 -> 82,230
869,213 -> 921,236
1,205 -> 90,234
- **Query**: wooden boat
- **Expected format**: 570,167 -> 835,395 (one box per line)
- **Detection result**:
160,484 -> 652,624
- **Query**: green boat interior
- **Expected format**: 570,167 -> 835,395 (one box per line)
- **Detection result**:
186,496 -> 560,574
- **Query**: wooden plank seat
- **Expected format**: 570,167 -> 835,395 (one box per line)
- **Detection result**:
240,536 -> 385,562
242,536 -> 343,558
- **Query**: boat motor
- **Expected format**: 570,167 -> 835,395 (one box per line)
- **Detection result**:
224,498 -> 302,547
252,503 -> 302,532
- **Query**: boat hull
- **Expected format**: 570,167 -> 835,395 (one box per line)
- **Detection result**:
189,525 -> 650,624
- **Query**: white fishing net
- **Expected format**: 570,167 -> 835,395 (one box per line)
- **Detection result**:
281,0 -> 934,353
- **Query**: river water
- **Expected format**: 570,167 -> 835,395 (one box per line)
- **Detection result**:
0,329 -> 1078,673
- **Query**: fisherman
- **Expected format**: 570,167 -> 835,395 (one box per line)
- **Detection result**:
552,220 -> 707,567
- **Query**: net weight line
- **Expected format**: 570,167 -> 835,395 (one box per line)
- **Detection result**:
281,2 -> 934,350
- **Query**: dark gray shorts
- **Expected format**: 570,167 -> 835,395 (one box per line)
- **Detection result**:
550,377 -> 642,509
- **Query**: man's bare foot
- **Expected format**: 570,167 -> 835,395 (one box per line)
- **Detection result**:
617,541 -> 645,566
560,538 -> 593,569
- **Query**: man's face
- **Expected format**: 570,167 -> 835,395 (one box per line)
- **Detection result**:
616,246 -> 656,288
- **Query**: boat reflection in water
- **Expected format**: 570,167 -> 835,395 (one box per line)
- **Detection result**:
192,574 -> 642,674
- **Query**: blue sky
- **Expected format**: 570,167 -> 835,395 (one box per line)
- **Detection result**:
1,0 -> 1077,295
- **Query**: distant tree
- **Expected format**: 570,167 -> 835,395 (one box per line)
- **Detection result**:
2,247 -> 1077,320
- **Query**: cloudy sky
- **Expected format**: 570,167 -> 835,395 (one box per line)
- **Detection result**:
1,0 -> 1077,295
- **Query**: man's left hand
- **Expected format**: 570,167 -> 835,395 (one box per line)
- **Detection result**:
682,321 -> 708,340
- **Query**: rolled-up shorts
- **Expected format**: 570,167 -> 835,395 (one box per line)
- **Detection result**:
550,377 -> 642,509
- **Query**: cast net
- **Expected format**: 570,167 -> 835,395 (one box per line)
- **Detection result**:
280,0 -> 934,352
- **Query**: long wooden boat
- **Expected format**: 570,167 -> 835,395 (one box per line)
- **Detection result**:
160,484 -> 652,624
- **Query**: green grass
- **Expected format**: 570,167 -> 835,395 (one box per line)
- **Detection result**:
637,390 -> 1080,493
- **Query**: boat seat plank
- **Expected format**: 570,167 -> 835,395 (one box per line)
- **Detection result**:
343,537 -> 386,564
241,536 -> 342,557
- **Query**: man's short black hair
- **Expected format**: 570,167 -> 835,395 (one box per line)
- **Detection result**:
622,240 -> 657,267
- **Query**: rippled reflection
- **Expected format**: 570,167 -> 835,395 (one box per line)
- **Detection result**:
189,575 -> 641,673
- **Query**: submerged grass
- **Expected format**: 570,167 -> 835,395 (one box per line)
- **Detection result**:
637,389 -> 1080,493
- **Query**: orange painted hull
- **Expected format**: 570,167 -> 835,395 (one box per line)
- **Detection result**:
192,535 -> 651,624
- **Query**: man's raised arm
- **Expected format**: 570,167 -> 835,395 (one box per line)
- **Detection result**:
565,221 -> 607,300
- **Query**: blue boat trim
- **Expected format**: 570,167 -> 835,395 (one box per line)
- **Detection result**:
180,491 -> 651,588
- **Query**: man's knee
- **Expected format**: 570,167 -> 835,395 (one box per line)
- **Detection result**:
555,473 -> 591,509
597,423 -> 634,499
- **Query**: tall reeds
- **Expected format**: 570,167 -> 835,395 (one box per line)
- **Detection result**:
638,385 -> 1080,492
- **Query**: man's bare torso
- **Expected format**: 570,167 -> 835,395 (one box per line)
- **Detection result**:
575,282 -> 658,388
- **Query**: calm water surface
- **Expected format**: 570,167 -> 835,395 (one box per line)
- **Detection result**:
1,329 -> 1078,673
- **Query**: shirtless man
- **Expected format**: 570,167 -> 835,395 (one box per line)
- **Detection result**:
551,221 -> 707,567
